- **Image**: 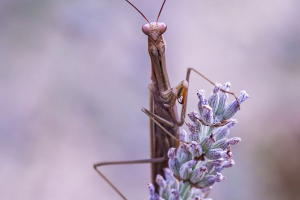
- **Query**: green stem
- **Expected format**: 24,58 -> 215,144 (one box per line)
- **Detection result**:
180,181 -> 191,199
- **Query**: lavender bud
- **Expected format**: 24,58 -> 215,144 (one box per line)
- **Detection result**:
213,137 -> 240,150
148,184 -> 162,200
202,105 -> 214,125
164,168 -> 179,189
197,90 -> 206,115
212,138 -> 229,150
177,143 -> 191,165
205,148 -> 224,160
208,83 -> 221,114
163,168 -> 179,190
189,121 -> 203,142
216,82 -> 231,115
189,141 -> 203,159
179,160 -> 197,180
195,120 -> 203,134
169,189 -> 181,200
197,90 -> 205,103
156,175 -> 167,189
163,168 -> 174,183
189,132 -> 200,142
150,193 -> 161,200
222,90 -> 249,120
168,148 -> 176,159
213,83 -> 221,93
215,172 -> 226,182
196,175 -> 215,188
196,173 -> 225,188
147,183 -> 155,196
168,158 -> 180,176
222,159 -> 235,168
211,159 -> 234,173
211,165 -> 224,174
186,123 -> 197,134
190,166 -> 208,183
200,133 -> 216,152
168,148 -> 180,175
179,130 -> 188,141
192,196 -> 202,200
221,148 -> 233,159
227,137 -> 241,145
188,110 -> 198,122
214,120 -> 237,140
156,175 -> 169,199
204,159 -> 224,172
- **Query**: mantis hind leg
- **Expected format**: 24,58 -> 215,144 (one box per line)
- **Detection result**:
94,157 -> 165,200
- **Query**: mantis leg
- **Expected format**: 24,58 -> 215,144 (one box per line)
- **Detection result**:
149,86 -> 155,184
186,68 -> 240,105
94,157 -> 165,200
142,107 -> 174,128
171,67 -> 240,126
141,107 -> 188,145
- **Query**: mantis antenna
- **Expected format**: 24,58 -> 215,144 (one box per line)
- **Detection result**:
125,0 -> 150,24
157,0 -> 167,23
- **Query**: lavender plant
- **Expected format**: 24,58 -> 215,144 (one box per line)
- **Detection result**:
148,82 -> 249,200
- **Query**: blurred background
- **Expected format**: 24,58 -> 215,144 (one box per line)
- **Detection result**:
1,0 -> 300,199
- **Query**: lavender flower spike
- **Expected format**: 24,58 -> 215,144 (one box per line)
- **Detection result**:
222,90 -> 249,120
148,83 -> 248,200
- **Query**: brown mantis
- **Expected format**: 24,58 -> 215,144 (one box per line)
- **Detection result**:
93,0 -> 239,199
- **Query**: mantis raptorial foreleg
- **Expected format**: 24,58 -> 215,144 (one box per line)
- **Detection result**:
143,107 -> 174,127
142,67 -> 240,129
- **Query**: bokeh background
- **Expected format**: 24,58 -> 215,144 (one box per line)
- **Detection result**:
1,0 -> 300,199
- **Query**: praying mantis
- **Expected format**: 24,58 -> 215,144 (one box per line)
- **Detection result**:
93,0 -> 239,199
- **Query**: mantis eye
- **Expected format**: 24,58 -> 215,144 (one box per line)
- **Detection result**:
158,23 -> 167,34
142,24 -> 150,35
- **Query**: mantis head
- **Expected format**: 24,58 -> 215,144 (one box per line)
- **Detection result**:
142,22 -> 167,41
125,0 -> 167,40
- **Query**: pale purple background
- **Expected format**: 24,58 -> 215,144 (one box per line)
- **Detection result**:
1,0 -> 300,199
